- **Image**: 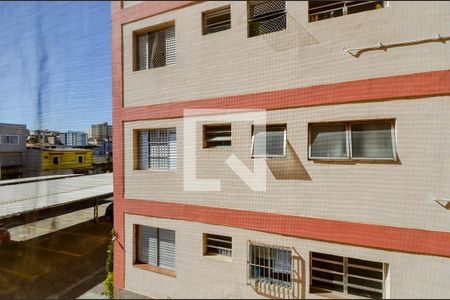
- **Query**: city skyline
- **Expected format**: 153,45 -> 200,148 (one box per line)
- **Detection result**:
0,1 -> 112,132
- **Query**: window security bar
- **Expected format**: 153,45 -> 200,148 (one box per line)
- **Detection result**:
247,241 -> 293,289
344,34 -> 450,57
309,1 -> 382,17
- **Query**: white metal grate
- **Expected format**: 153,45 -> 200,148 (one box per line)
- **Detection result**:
139,128 -> 176,170
136,25 -> 176,70
248,1 -> 286,37
248,241 -> 292,288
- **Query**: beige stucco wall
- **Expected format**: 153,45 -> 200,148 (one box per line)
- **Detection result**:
122,1 -> 450,107
124,214 -> 450,299
123,96 -> 450,232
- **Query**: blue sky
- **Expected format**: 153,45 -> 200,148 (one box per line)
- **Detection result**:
0,1 -> 111,132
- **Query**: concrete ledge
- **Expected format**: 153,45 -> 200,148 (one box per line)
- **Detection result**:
114,287 -> 151,299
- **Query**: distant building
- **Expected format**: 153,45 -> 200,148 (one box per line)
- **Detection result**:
0,123 -> 27,179
23,148 -> 93,177
61,131 -> 88,147
29,129 -> 62,145
91,122 -> 112,144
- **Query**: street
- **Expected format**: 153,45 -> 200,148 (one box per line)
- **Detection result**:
0,205 -> 112,299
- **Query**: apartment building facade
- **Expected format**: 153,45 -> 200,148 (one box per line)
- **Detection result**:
112,1 -> 450,298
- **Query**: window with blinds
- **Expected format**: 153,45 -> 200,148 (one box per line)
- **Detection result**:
136,25 -> 175,71
247,1 -> 286,37
0,135 -> 19,144
252,124 -> 287,157
248,242 -> 292,288
135,225 -> 176,271
139,128 -> 177,170
204,233 -> 232,257
202,6 -> 231,35
310,252 -> 386,298
309,120 -> 395,161
308,1 -> 384,23
203,124 -> 231,148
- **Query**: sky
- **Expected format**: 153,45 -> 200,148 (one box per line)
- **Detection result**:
0,1 -> 112,132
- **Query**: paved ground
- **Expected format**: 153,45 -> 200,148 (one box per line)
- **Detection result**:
0,207 -> 113,299
77,281 -> 107,299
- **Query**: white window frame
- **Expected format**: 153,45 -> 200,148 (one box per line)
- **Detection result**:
308,119 -> 397,162
251,124 -> 287,158
310,251 -> 387,299
0,135 -> 20,145
77,156 -> 85,163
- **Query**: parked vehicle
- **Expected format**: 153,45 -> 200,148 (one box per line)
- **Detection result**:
0,223 -> 10,246
105,203 -> 113,222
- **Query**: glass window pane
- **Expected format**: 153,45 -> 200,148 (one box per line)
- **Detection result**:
351,122 -> 394,159
310,124 -> 347,158
253,126 -> 285,156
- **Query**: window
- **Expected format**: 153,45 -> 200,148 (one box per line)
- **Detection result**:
204,233 -> 232,257
310,252 -> 386,299
309,120 -> 396,161
52,157 -> 60,165
252,125 -> 286,157
203,124 -> 231,148
136,25 -> 175,71
308,1 -> 384,23
77,156 -> 84,163
0,135 -> 19,144
248,242 -> 292,288
139,128 -> 177,170
135,225 -> 176,271
247,1 -> 286,37
202,6 -> 231,35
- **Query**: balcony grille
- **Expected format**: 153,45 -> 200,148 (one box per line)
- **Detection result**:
308,1 -> 384,22
248,1 -> 286,37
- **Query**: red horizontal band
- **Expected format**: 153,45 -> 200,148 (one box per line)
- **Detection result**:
117,198 -> 450,258
116,69 -> 450,122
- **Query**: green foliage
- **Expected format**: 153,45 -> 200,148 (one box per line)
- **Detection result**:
104,228 -> 115,299
106,229 -> 114,273
104,272 -> 114,300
